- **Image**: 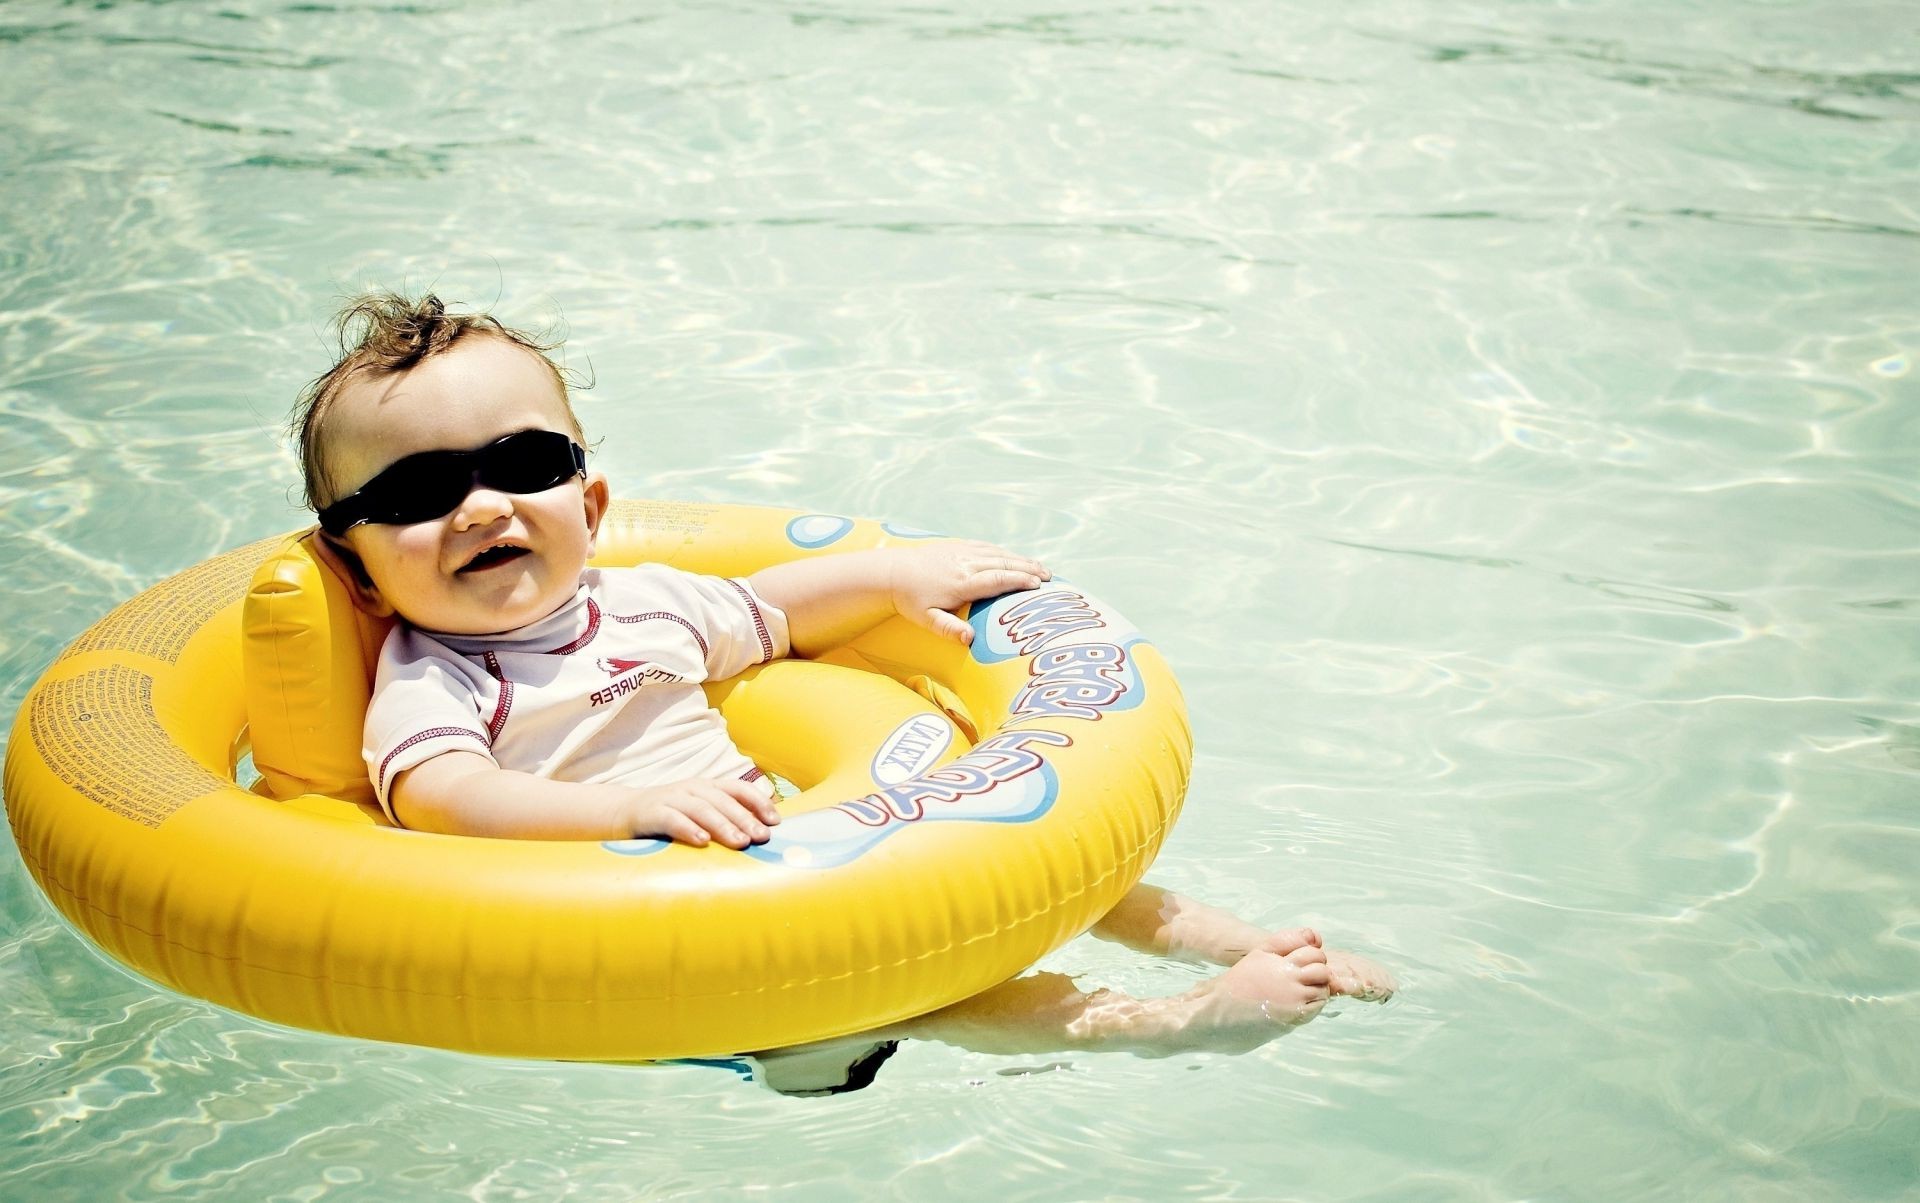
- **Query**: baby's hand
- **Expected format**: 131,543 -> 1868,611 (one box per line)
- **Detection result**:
888,541 -> 1050,644
625,778 -> 782,849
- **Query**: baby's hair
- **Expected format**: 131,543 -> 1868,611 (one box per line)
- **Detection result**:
291,290 -> 588,509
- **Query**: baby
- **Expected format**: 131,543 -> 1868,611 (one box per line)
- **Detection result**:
294,291 -> 1392,1090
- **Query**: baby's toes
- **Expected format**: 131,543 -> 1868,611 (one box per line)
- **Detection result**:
1284,945 -> 1328,969
1259,927 -> 1321,956
1327,950 -> 1397,1002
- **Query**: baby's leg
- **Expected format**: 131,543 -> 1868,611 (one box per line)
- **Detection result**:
901,945 -> 1332,1057
750,887 -> 1391,1079
1094,882 -> 1394,1001
1094,881 -> 1327,965
1092,881 -> 1291,963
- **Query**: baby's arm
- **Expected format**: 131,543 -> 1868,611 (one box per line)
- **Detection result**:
390,750 -> 779,846
749,542 -> 1049,655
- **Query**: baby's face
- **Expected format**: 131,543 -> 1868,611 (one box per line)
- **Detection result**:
321,336 -> 608,634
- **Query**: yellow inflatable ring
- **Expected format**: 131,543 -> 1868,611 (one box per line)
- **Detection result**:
4,501 -> 1191,1060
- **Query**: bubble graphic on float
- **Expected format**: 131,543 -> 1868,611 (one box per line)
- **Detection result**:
786,514 -> 855,549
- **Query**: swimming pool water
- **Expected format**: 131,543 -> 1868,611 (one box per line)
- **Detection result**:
3,1 -> 1916,1199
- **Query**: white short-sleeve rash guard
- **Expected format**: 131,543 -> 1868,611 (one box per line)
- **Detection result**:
362,565 -> 791,824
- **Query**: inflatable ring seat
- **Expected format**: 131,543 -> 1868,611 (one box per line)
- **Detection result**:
4,500 -> 1192,1060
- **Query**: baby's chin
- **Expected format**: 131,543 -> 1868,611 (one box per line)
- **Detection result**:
407,578 -> 576,637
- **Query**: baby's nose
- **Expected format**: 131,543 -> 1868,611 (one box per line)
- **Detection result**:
451,484 -> 514,529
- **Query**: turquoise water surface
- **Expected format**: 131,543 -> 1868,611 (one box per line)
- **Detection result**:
4,1 -> 1917,1199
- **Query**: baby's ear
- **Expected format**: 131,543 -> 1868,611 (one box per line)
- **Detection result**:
580,471 -> 611,554
313,531 -> 396,618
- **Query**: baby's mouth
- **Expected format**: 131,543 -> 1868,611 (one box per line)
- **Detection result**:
458,544 -> 531,574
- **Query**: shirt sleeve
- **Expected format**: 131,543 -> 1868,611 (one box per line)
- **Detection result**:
619,566 -> 791,681
362,628 -> 497,825
703,575 -> 791,678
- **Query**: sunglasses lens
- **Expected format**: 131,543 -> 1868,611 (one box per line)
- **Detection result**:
479,430 -> 579,495
392,455 -> 482,523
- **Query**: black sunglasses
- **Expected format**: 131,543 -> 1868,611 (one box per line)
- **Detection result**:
317,429 -> 587,536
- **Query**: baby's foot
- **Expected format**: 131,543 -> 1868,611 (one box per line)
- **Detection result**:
1256,931 -> 1395,1003
1180,946 -> 1332,1052
1255,926 -> 1322,957
1325,949 -> 1396,1002
1220,945 -> 1332,1023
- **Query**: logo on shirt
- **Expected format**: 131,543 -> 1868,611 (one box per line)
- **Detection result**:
589,658 -> 685,706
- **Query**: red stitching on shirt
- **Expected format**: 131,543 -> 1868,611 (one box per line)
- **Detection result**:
741,765 -> 765,783
480,652 -> 515,744
608,610 -> 709,659
544,597 -> 601,656
723,578 -> 774,663
490,681 -> 513,742
379,726 -> 488,796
